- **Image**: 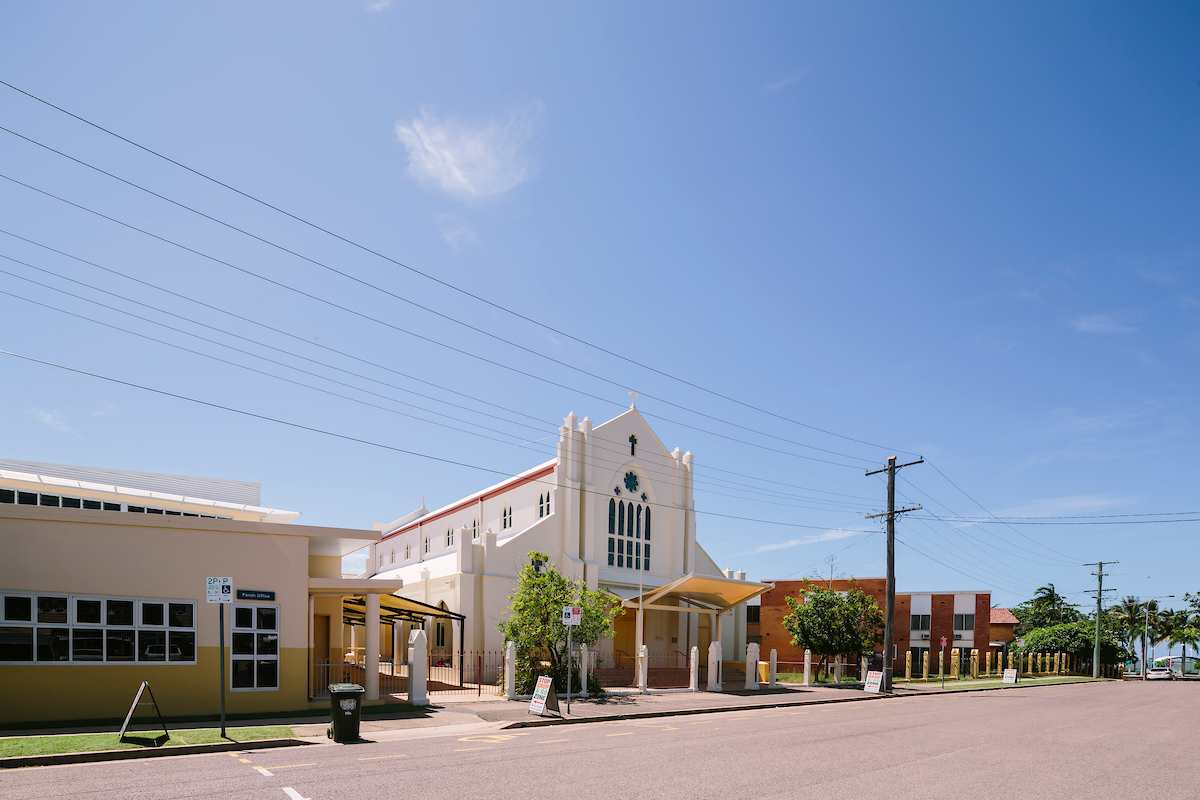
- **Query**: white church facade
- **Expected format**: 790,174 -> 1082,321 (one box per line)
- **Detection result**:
365,405 -> 764,666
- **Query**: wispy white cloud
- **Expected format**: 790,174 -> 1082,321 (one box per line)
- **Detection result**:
366,0 -> 391,12
29,408 -> 74,434
763,68 -> 809,93
995,494 -> 1136,518
1069,312 -> 1136,334
743,527 -> 867,555
395,102 -> 542,203
437,215 -> 477,251
90,404 -> 116,417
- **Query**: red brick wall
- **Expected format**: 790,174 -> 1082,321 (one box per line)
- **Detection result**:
975,593 -> 992,662
760,578 -> 907,666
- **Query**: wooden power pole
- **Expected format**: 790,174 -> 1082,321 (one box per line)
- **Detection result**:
866,456 -> 923,692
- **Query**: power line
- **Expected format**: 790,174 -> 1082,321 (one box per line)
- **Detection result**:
0,169 -> 870,471
0,347 -> 874,534
0,225 -> 879,507
0,79 -> 922,459
0,125 -> 883,467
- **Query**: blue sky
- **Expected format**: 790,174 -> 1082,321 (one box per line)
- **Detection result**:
1,2 -> 1197,612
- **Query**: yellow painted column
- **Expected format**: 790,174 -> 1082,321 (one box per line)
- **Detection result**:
938,650 -> 944,680
905,650 -> 912,680
922,651 -> 929,680
971,649 -> 979,679
985,651 -> 992,676
950,648 -> 960,679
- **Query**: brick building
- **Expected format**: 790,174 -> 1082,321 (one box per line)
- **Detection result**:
758,578 -> 997,675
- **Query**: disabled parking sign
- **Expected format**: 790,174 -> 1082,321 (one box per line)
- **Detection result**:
206,577 -> 232,603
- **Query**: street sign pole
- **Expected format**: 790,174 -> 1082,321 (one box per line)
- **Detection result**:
567,622 -> 572,715
218,604 -> 226,738
207,577 -> 232,739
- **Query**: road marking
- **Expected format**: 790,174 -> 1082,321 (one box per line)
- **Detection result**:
359,754 -> 407,761
632,723 -> 679,730
457,732 -> 533,743
263,763 -> 318,770
239,758 -> 252,763
538,739 -> 571,744
282,789 -> 311,800
454,746 -> 493,752
688,720 -> 713,724
255,768 -> 274,776
607,732 -> 635,736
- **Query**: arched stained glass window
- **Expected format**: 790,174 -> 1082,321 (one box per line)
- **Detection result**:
645,507 -> 651,541
627,502 -> 635,537
636,505 -> 642,539
608,498 -> 616,534
618,501 -> 625,536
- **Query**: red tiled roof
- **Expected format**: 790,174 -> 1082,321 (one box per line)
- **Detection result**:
990,607 -> 1020,625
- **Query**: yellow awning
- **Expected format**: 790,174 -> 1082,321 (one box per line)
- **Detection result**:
622,572 -> 769,614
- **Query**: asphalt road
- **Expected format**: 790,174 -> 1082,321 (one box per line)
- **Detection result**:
4,681 -> 1195,799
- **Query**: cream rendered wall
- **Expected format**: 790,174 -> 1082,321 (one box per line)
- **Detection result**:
0,506 -> 323,724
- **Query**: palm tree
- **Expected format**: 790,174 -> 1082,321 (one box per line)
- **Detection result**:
1164,610 -> 1199,676
1111,596 -> 1144,668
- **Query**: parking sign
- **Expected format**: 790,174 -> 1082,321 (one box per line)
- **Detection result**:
207,577 -> 233,603
562,606 -> 582,626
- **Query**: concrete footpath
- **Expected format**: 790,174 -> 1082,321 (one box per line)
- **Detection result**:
1,677 -> 1106,769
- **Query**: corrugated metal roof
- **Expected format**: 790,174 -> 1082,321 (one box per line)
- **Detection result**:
0,458 -> 261,506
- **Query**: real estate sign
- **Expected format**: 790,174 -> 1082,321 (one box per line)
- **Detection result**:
863,670 -> 883,693
1003,668 -> 1018,684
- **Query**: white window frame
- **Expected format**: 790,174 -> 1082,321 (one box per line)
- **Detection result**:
230,602 -> 280,692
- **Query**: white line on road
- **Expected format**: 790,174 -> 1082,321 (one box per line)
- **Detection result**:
283,789 -> 310,800
255,768 -> 274,776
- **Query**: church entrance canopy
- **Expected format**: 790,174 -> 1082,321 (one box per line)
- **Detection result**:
340,593 -> 464,628
622,572 -> 769,615
620,573 -> 770,663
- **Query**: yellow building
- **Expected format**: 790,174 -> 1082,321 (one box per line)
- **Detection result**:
0,460 -> 402,726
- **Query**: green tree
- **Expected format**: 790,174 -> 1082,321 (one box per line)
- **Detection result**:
781,580 -> 883,677
1017,620 -> 1131,666
1011,592 -> 1083,636
496,551 -> 623,694
1109,596 -> 1145,659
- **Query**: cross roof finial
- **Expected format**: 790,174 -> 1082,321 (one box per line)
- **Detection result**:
629,390 -> 638,409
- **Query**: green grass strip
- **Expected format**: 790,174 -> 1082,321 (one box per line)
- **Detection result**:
0,725 -> 293,758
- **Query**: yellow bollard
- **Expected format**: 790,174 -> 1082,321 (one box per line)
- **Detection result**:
923,651 -> 929,680
939,650 -> 944,680
985,651 -> 992,676
971,649 -> 979,679
905,650 -> 912,680
951,648 -> 960,679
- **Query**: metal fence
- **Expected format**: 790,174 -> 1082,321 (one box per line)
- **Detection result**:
593,650 -> 637,689
646,651 -> 691,689
428,651 -> 505,697
311,659 -> 356,699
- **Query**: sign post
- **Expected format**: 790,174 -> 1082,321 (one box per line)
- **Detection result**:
940,636 -> 947,689
207,577 -> 232,738
562,605 -> 581,714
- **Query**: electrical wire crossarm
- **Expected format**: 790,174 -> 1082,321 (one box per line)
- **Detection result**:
866,506 -> 921,520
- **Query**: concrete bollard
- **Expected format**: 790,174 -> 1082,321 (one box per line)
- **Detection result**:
580,644 -> 590,698
985,651 -> 992,676
408,628 -> 429,706
504,641 -> 517,698
689,646 -> 699,692
803,649 -> 812,686
951,648 -> 960,680
637,644 -> 648,692
769,649 -> 777,687
905,650 -> 913,680
707,641 -> 722,691
923,651 -> 930,680
746,643 -> 760,690
971,649 -> 979,679
938,650 -> 944,680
